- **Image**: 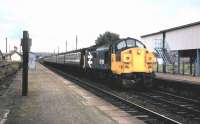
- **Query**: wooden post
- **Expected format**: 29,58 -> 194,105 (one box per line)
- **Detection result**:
21,31 -> 32,96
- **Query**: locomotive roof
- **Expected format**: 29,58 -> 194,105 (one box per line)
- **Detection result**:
113,37 -> 144,44
45,37 -> 145,58
87,37 -> 143,49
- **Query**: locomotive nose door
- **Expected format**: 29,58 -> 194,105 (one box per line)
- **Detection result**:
111,40 -> 126,74
116,51 -> 121,61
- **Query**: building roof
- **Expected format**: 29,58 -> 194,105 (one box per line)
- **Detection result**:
4,51 -> 22,57
141,21 -> 200,38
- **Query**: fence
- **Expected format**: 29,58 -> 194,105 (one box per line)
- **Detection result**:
154,58 -> 196,76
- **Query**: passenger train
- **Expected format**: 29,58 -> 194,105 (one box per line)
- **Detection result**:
43,37 -> 156,88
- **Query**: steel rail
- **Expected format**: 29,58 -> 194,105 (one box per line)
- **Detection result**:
135,90 -> 200,116
48,65 -> 182,124
152,90 -> 200,104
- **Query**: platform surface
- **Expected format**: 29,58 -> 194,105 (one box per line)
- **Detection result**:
0,63 -> 143,124
156,72 -> 200,85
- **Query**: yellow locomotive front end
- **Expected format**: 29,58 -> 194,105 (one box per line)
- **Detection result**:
121,48 -> 155,74
111,38 -> 156,87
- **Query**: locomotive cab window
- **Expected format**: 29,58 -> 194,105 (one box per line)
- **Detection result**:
126,39 -> 145,48
136,40 -> 145,48
126,39 -> 136,48
115,40 -> 126,61
116,39 -> 145,51
116,40 -> 126,51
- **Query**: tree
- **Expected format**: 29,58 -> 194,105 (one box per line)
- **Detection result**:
95,31 -> 120,46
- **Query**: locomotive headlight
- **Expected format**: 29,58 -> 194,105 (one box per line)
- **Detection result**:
137,50 -> 141,55
123,54 -> 131,62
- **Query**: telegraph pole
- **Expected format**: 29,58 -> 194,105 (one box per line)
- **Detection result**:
76,35 -> 78,50
58,46 -> 59,54
6,37 -> 7,53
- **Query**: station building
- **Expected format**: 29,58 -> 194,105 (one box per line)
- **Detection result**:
141,21 -> 200,76
4,51 -> 22,62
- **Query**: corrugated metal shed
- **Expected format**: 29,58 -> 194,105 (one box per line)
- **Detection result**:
141,21 -> 200,51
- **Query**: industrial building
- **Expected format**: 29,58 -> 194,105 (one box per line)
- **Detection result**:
141,21 -> 200,76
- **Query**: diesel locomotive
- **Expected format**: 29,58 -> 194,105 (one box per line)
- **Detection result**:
43,37 -> 156,88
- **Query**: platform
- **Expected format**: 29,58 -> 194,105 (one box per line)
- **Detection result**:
155,72 -> 200,85
0,63 -> 143,124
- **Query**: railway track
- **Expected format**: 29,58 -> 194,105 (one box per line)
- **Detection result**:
0,62 -> 20,96
117,89 -> 200,124
0,62 -> 19,81
46,65 -> 182,124
150,90 -> 200,111
147,90 -> 200,121
152,90 -> 200,106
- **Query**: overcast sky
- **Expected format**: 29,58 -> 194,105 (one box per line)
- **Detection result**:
0,0 -> 200,53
